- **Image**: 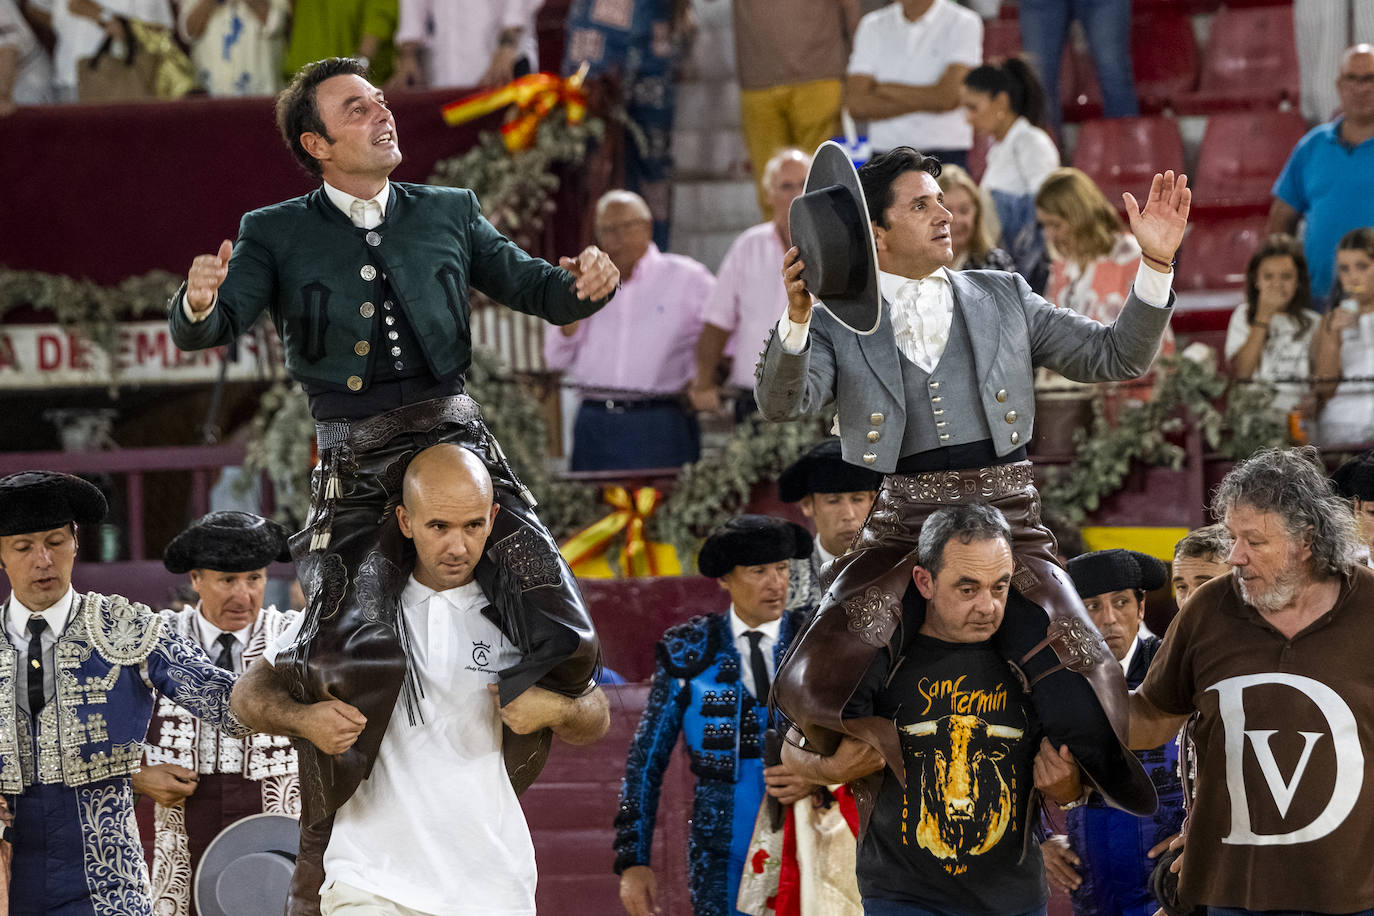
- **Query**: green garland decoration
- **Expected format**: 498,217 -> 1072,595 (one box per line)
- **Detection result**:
1038,354 -> 1290,527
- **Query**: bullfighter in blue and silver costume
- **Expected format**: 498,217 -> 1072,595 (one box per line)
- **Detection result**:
613,516 -> 814,916
1055,549 -> 1186,916
0,472 -> 248,916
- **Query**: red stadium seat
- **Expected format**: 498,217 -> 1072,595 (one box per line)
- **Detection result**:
1192,111 -> 1310,214
1072,116 -> 1186,213
1060,42 -> 1102,123
1175,6 -> 1299,113
1176,215 -> 1269,291
1131,9 -> 1198,112
983,18 -> 1021,63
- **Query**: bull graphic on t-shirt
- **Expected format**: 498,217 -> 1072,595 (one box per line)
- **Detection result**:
900,714 -> 1023,860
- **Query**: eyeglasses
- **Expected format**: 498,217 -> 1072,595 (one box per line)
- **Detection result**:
1339,73 -> 1374,86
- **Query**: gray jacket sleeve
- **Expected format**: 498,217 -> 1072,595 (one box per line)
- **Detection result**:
1020,273 -> 1174,381
753,320 -> 837,422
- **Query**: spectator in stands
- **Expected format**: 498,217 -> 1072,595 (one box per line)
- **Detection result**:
51,0 -> 173,102
1331,449 -> 1374,566
845,0 -> 983,165
390,0 -> 540,91
936,162 -> 1015,272
281,0 -> 397,85
0,0 -> 54,113
1018,0 -> 1137,132
1038,167 -> 1144,322
544,189 -> 713,470
1042,549 -> 1186,916
615,515 -> 815,916
1128,446 -> 1374,916
963,57 -> 1058,288
690,147 -> 809,421
179,0 -> 288,97
1171,524 -> 1231,609
1225,235 -> 1320,417
1294,1 -> 1374,123
1312,227 -> 1374,446
727,0 -> 859,217
564,0 -> 689,249
1269,44 -> 1374,303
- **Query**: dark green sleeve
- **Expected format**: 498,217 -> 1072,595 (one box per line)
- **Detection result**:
168,215 -> 276,352
463,190 -> 613,325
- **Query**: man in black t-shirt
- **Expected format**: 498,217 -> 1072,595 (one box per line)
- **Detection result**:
783,503 -> 1087,916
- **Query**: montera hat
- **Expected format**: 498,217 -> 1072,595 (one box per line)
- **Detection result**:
163,511 -> 292,574
1066,549 -> 1169,599
1331,449 -> 1374,502
789,140 -> 882,335
0,471 -> 107,537
698,514 -> 813,578
778,438 -> 883,503
194,813 -> 298,916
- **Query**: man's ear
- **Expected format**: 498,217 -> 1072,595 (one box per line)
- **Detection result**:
189,569 -> 204,592
799,495 -> 816,521
299,131 -> 331,164
913,566 -> 936,600
395,503 -> 412,538
488,502 -> 500,526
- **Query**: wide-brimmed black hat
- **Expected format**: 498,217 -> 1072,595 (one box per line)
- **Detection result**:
698,515 -> 813,578
1066,549 -> 1169,599
164,511 -> 292,574
194,813 -> 298,916
778,439 -> 884,503
789,140 -> 882,335
1331,449 -> 1374,501
0,471 -> 107,537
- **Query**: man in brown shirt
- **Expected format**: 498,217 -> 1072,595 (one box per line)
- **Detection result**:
728,0 -> 861,216
1128,447 -> 1374,915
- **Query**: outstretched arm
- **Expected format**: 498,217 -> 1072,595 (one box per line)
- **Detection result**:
231,659 -> 367,755
780,730 -> 884,785
1128,689 -> 1190,751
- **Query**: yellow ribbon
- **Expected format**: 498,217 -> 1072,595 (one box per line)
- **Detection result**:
441,63 -> 590,152
560,486 -> 664,577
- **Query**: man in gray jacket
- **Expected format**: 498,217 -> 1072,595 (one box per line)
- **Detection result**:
756,143 -> 1191,820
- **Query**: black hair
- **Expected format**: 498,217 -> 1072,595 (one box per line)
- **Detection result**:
858,147 -> 942,229
1243,234 -> 1313,335
275,57 -> 370,178
963,57 -> 1048,128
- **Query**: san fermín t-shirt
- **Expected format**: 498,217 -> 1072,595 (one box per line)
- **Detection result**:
850,633 -> 1048,915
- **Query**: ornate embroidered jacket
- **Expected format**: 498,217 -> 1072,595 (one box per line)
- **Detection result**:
1065,635 -> 1186,916
0,591 -> 250,793
614,609 -> 804,916
143,605 -> 298,782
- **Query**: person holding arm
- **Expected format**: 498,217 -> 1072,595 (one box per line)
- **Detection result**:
1311,227 -> 1374,445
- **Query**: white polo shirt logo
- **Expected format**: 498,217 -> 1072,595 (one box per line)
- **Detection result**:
1209,672 -> 1364,846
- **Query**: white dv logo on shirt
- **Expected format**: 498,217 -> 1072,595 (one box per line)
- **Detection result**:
1209,672 -> 1364,846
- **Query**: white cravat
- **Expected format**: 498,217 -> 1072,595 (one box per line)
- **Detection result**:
322,180 -> 389,229
884,269 -> 954,372
349,198 -> 383,230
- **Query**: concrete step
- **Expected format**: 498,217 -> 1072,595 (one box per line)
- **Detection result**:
670,179 -> 760,234
672,126 -> 751,182
675,79 -> 741,131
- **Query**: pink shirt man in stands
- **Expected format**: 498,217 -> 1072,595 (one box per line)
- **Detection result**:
690,148 -> 810,423
544,190 -> 715,471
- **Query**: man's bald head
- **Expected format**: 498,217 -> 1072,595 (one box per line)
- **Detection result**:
397,445 -> 498,590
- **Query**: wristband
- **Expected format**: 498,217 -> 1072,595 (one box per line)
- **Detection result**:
1059,788 -> 1092,810
1252,320 -> 1270,330
1140,251 -> 1175,271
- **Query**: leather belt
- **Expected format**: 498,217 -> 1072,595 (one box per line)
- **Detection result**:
882,460 -> 1035,506
316,395 -> 482,453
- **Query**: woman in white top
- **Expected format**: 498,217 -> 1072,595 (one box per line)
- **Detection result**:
961,58 -> 1061,197
1224,234 -> 1320,415
1313,227 -> 1374,445
962,58 -> 1059,290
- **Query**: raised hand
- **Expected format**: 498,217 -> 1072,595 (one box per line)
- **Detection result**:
560,245 -> 619,301
186,239 -> 233,314
1123,171 -> 1191,266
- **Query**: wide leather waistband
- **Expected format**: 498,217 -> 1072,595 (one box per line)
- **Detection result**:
316,395 -> 482,453
881,460 -> 1035,505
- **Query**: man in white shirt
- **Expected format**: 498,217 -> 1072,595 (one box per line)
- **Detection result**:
390,0 -> 541,90
845,0 -> 983,165
135,510 -> 302,916
233,444 -> 610,916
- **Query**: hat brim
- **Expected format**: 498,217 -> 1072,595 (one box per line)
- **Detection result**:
195,813 -> 300,916
798,141 -> 882,336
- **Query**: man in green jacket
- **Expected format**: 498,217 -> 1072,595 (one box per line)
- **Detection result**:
168,56 -> 619,913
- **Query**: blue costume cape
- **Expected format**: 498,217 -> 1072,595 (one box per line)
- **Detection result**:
614,608 -> 804,916
1065,635 -> 1186,916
